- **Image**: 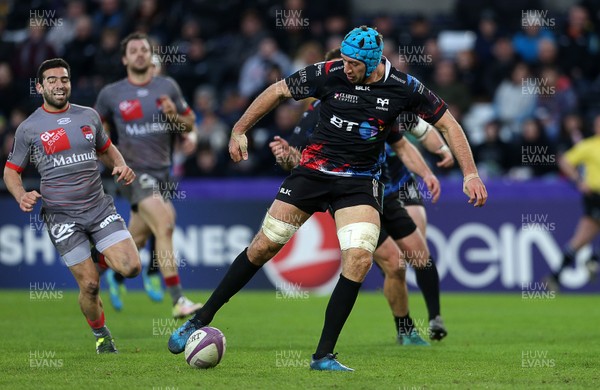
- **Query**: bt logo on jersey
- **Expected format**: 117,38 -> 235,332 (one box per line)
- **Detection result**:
40,128 -> 71,155
330,115 -> 358,132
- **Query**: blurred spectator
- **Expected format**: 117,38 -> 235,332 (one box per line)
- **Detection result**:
1,132 -> 14,168
0,62 -> 19,116
170,17 -> 202,56
238,36 -> 291,101
557,113 -> 586,154
63,16 -> 96,84
169,38 -> 220,102
383,38 -> 403,72
291,41 -> 323,72
218,89 -> 247,129
399,14 -> 432,49
493,62 -> 536,140
93,28 -> 123,86
473,119 -> 515,177
512,16 -> 555,64
511,117 -> 558,178
482,36 -> 516,97
12,20 -> 57,81
372,14 -> 400,42
429,60 -> 472,118
3,107 -> 38,177
128,0 -> 168,44
455,50 -> 485,100
194,86 -> 229,154
92,0 -> 125,38
184,140 -> 226,177
557,4 -> 600,84
273,0 -> 313,55
474,10 -> 501,66
46,0 -> 87,55
536,38 -> 558,69
1,0 -> 598,181
533,66 -> 577,140
0,18 -> 14,63
322,14 -> 349,39
0,113 -> 6,161
218,9 -> 269,89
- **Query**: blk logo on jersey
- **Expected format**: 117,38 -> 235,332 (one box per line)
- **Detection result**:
118,99 -> 144,121
80,125 -> 94,142
40,128 -> 71,155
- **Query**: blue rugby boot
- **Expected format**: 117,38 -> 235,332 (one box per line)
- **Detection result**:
168,319 -> 202,354
310,353 -> 354,372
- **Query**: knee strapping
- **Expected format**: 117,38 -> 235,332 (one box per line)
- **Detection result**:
337,222 -> 380,253
261,212 -> 299,245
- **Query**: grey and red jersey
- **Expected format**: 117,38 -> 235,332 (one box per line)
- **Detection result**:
94,76 -> 191,175
5,103 -> 112,210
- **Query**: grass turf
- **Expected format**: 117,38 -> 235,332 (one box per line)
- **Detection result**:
0,290 -> 598,389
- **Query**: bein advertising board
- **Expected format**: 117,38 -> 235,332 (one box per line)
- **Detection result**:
0,179 -> 595,293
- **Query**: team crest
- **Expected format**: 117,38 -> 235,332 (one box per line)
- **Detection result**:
81,125 -> 94,142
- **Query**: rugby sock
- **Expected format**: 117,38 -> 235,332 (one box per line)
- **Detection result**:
192,248 -> 260,326
552,246 -> 576,279
87,312 -> 110,338
396,314 -> 414,335
147,235 -> 160,275
415,257 -> 440,320
165,275 -> 183,305
314,275 -> 362,359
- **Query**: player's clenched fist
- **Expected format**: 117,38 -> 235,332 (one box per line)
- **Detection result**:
229,131 -> 248,162
20,190 -> 41,212
113,165 -> 136,185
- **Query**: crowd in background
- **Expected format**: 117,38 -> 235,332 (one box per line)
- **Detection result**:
0,0 -> 598,181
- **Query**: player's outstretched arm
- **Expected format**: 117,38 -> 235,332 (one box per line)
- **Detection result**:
98,144 -> 136,185
3,167 -> 41,212
391,138 -> 440,203
434,110 -> 487,207
405,117 -> 454,168
419,121 -> 455,168
229,80 -> 293,162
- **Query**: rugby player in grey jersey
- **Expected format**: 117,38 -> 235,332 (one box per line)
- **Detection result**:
95,32 -> 202,318
4,58 -> 140,353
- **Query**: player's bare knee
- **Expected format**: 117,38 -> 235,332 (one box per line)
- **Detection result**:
132,234 -> 148,249
248,233 -> 281,265
81,279 -> 100,297
342,249 -> 373,280
123,260 -> 142,278
250,211 -> 299,263
154,223 -> 175,240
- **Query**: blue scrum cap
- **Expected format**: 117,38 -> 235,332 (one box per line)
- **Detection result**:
340,26 -> 383,77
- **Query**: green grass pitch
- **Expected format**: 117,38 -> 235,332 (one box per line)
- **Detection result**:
1,290 -> 598,389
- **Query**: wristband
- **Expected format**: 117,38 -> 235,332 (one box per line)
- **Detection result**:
463,173 -> 480,196
438,144 -> 450,154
